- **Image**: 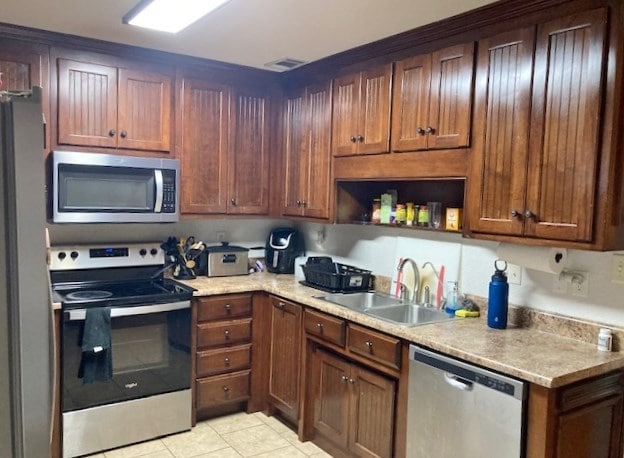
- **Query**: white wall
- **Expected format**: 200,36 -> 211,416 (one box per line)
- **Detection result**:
297,222 -> 624,327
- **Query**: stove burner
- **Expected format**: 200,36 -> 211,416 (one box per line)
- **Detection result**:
65,290 -> 114,301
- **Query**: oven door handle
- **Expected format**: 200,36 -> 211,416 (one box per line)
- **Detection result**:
65,301 -> 189,321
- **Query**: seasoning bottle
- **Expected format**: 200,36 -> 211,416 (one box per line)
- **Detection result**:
395,204 -> 406,224
487,260 -> 509,329
417,205 -> 429,227
406,202 -> 415,226
597,328 -> 613,352
371,199 -> 381,224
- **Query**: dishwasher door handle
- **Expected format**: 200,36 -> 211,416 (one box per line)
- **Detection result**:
444,372 -> 473,391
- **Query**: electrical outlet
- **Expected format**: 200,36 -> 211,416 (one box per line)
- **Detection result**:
553,271 -> 589,297
216,231 -> 226,242
612,254 -> 624,283
507,263 -> 522,285
570,272 -> 589,297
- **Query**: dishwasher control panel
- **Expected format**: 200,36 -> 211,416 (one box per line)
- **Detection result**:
474,373 -> 517,396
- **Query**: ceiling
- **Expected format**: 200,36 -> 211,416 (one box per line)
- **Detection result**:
1,0 -> 497,71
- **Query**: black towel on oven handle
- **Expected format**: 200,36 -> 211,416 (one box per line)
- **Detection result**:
78,307 -> 113,384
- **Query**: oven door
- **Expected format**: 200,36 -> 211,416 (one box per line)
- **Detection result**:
62,301 -> 190,412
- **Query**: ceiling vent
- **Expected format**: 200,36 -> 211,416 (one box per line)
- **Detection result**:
265,57 -> 307,72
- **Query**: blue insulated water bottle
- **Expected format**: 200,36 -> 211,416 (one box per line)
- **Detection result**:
488,260 -> 509,329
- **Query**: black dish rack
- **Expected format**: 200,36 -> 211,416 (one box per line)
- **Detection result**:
300,257 -> 372,293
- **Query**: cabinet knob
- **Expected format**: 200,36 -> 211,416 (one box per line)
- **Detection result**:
524,210 -> 535,219
108,129 -> 116,137
301,200 -> 307,207
365,341 -> 373,351
120,130 -> 127,138
296,200 -> 301,206
510,210 -> 520,218
356,134 -> 364,142
349,378 -> 356,384
224,357 -> 231,366
224,329 -> 230,338
341,375 -> 349,383
350,136 -> 357,143
416,127 -> 425,135
225,304 -> 232,312
316,323 -> 324,331
223,386 -> 230,392
231,198 -> 237,206
277,302 -> 285,309
425,126 -> 435,134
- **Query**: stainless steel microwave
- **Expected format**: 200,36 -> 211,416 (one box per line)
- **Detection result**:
51,151 -> 179,223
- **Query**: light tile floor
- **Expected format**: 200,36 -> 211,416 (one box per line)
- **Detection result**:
85,412 -> 333,458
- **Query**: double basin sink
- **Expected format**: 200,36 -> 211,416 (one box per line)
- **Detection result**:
317,291 -> 453,327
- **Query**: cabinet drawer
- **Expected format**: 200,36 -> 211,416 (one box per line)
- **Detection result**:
197,318 -> 252,348
197,294 -> 252,322
304,309 -> 346,347
196,370 -> 250,408
348,324 -> 401,370
196,344 -> 251,377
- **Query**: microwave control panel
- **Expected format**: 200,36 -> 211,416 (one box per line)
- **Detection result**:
162,170 -> 176,213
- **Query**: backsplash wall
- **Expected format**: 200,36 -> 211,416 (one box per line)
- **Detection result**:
297,222 -> 624,328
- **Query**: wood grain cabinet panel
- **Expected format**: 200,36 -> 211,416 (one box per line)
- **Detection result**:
468,9 -> 607,244
347,324 -> 401,371
304,309 -> 346,347
392,43 -> 474,152
196,293 -> 251,321
282,81 -> 332,219
332,64 -> 391,157
268,297 -> 302,423
196,370 -> 250,409
197,319 -> 252,348
57,57 -> 172,153
196,344 -> 251,377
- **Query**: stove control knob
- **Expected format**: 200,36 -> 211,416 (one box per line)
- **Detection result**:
150,248 -> 158,256
58,252 -> 66,260
139,249 -> 147,256
70,251 -> 79,260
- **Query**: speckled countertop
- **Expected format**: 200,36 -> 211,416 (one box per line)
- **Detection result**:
180,272 -> 624,389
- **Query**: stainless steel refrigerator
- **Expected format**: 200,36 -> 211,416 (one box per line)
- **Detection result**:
0,86 -> 53,457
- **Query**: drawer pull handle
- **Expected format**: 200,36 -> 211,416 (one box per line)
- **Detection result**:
224,330 -> 230,339
365,341 -> 373,350
225,304 -> 232,312
224,357 -> 231,366
223,386 -> 230,392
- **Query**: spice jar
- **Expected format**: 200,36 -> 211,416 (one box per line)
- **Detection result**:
395,204 -> 406,224
371,199 -> 381,224
406,202 -> 415,226
417,205 -> 429,227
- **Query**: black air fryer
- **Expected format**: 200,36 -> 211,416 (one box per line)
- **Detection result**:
265,227 -> 305,274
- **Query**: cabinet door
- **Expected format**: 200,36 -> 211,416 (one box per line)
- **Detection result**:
525,9 -> 606,242
468,28 -> 535,236
180,78 -> 229,214
57,59 -> 117,148
332,73 -> 360,156
268,298 -> 302,422
391,54 -> 431,152
282,91 -> 306,217
313,349 -> 350,449
228,90 -> 270,214
357,64 -> 392,155
349,365 -> 395,458
427,43 -> 474,149
0,38 -> 49,150
117,68 -> 172,152
303,81 -> 332,219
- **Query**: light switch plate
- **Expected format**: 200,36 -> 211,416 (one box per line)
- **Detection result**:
507,263 -> 522,285
612,254 -> 624,283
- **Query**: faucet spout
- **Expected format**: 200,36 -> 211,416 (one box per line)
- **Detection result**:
397,258 -> 420,304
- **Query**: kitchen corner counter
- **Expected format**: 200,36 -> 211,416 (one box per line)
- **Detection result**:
181,272 -> 624,388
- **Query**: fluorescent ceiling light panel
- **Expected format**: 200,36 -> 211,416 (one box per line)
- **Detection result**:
124,0 -> 231,33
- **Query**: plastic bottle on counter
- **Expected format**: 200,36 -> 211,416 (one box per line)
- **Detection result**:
598,328 -> 613,352
487,260 -> 509,329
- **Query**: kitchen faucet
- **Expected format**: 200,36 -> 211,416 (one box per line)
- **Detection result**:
397,258 -> 420,304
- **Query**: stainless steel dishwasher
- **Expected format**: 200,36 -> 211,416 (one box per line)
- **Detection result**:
407,345 -> 527,458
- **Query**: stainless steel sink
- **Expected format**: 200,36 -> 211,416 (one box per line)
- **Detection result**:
317,291 -> 404,311
365,303 -> 453,327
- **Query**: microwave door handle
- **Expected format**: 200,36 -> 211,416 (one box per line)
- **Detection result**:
65,301 -> 189,321
154,170 -> 164,213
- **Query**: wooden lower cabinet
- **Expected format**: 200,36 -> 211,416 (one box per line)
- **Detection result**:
312,348 -> 396,458
268,296 -> 302,423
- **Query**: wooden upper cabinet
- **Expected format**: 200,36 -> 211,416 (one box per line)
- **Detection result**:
468,28 -> 535,236
179,78 -> 229,214
56,57 -> 173,153
0,38 -> 50,150
228,90 -> 270,214
392,43 -> 474,152
468,9 -> 607,244
283,81 -> 332,219
332,64 -> 391,157
525,8 -> 606,242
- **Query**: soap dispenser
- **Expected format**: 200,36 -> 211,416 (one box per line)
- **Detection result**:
445,281 -> 461,316
488,260 -> 509,329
